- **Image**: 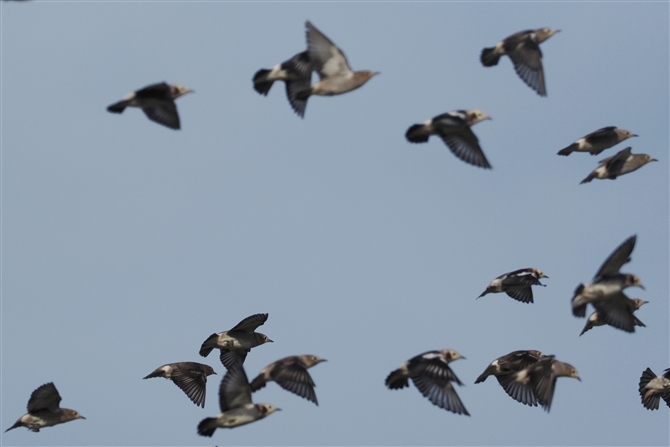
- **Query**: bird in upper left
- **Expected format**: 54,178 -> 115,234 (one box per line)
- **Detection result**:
478,268 -> 548,303
107,82 -> 193,130
5,382 -> 85,433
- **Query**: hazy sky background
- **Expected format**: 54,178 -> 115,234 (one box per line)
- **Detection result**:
1,1 -> 668,446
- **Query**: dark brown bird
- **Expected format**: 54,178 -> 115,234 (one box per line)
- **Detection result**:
250,355 -> 326,405
199,313 -> 273,369
481,28 -> 559,96
253,51 -> 313,117
5,383 -> 85,432
386,349 -> 469,416
580,147 -> 657,183
579,298 -> 647,336
144,362 -> 217,408
107,82 -> 193,130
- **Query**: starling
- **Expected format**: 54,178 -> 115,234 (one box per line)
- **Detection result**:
639,367 -> 670,410
197,364 -> 280,436
499,355 -> 580,412
253,51 -> 313,117
143,362 -> 217,408
571,235 -> 644,333
250,355 -> 326,405
107,82 -> 193,130
405,110 -> 492,169
5,383 -> 85,432
199,313 -> 273,369
580,147 -> 657,183
478,268 -> 548,303
558,127 -> 637,156
481,28 -> 559,96
295,21 -> 377,103
579,298 -> 647,336
386,349 -> 469,416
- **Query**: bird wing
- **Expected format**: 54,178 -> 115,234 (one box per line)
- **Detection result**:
220,349 -> 248,369
505,36 -> 546,96
134,82 -> 172,100
505,288 -> 534,303
594,235 -> 636,278
410,352 -> 462,385
411,376 -> 469,415
497,373 -> 539,407
271,359 -> 318,404
592,292 -> 636,333
502,351 -> 544,371
529,359 -> 557,411
219,365 -> 252,412
306,21 -> 352,79
27,382 -> 62,413
171,369 -> 209,408
229,313 -> 268,332
437,127 -> 491,169
602,147 -> 633,175
142,102 -> 181,130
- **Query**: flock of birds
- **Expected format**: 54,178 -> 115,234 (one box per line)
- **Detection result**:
4,18 -> 668,439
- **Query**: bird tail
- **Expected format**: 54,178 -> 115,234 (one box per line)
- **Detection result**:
253,69 -> 274,95
474,371 -> 490,384
107,100 -> 129,114
197,418 -> 218,437
5,421 -> 23,432
580,173 -> 596,184
579,321 -> 592,336
405,124 -> 430,143
557,144 -> 576,156
385,370 -> 409,389
571,284 -> 587,317
480,47 -> 501,66
633,315 -> 646,327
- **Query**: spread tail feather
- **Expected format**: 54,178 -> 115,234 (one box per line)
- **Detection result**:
480,47 -> 501,66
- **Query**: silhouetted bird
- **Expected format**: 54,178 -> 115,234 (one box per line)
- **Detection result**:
580,147 -> 657,183
107,82 -> 193,130
197,364 -> 279,436
386,349 -> 469,415
144,362 -> 217,408
478,268 -> 548,303
571,235 -> 644,333
199,313 -> 273,369
639,367 -> 670,410
250,355 -> 326,405
5,383 -> 85,432
480,28 -> 559,96
405,110 -> 492,169
557,127 -> 637,156
253,51 -> 312,117
580,298 -> 647,336
295,21 -> 377,104
499,355 -> 580,412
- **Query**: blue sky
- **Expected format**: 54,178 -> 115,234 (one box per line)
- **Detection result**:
1,1 -> 668,446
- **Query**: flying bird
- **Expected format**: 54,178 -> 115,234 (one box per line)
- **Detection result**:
478,268 -> 548,303
480,28 -> 559,96
639,367 -> 670,410
405,110 -> 492,169
294,21 -> 378,104
579,298 -> 647,336
199,313 -> 273,369
499,355 -> 580,412
143,362 -> 217,408
386,349 -> 469,416
580,147 -> 657,184
253,51 -> 313,117
571,235 -> 644,333
250,355 -> 326,405
197,364 -> 280,436
5,383 -> 85,433
107,82 -> 193,130
558,127 -> 637,156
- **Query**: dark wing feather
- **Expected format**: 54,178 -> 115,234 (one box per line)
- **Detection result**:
594,235 -> 636,278
229,313 -> 268,332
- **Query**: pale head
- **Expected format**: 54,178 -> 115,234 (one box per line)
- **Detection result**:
531,268 -> 548,279
629,298 -> 649,310
440,349 -> 465,362
615,128 -> 638,141
169,84 -> 194,99
536,28 -> 560,43
303,355 -> 327,367
624,274 -> 644,289
257,403 -> 280,417
466,109 -> 490,126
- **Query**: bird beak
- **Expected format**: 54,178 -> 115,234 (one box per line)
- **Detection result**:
639,285 -> 645,290
577,377 -> 581,381
651,158 -> 658,162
